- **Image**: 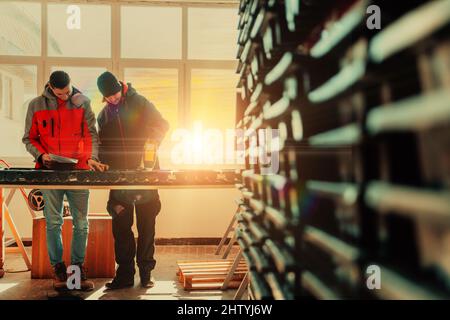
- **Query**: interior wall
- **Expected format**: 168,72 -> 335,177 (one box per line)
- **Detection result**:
3,187 -> 240,240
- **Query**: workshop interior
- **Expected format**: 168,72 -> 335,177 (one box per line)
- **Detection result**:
0,0 -> 449,301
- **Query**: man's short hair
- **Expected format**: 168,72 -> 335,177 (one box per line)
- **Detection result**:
49,71 -> 70,89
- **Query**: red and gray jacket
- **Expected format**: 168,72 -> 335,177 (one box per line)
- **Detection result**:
22,84 -> 99,170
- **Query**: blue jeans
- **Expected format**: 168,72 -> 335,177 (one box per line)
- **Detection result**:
41,189 -> 90,266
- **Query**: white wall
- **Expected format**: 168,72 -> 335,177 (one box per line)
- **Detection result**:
3,183 -> 240,240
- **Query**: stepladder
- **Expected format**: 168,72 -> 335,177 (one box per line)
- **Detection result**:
175,195 -> 248,291
215,198 -> 244,258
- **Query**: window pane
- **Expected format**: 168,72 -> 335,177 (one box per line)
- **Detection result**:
124,68 -> 178,131
0,64 -> 37,157
188,8 -> 238,60
0,2 -> 41,56
166,69 -> 238,170
190,68 -> 238,131
121,6 -> 182,59
51,66 -> 107,115
48,4 -> 111,58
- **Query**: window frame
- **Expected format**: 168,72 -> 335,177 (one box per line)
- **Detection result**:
0,0 -> 239,162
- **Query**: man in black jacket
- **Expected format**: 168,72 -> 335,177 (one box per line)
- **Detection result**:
96,71 -> 169,289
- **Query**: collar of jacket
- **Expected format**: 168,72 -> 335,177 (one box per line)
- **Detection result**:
117,81 -> 128,107
120,81 -> 139,99
120,81 -> 129,97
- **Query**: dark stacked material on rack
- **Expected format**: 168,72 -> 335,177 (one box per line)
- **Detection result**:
234,0 -> 450,299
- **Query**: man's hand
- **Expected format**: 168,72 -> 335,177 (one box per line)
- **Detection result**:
41,153 -> 54,169
87,159 -> 109,172
113,204 -> 126,215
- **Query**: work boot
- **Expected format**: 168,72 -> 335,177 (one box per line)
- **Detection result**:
105,266 -> 135,290
105,275 -> 134,290
139,268 -> 155,288
53,262 -> 68,291
73,263 -> 95,291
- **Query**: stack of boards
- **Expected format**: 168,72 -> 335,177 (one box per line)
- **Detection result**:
176,259 -> 248,290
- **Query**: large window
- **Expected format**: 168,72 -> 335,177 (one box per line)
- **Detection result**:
0,1 -> 239,167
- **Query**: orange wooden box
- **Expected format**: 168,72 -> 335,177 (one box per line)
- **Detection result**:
32,215 -> 115,279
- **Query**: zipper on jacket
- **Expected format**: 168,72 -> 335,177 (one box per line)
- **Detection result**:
51,118 -> 54,137
58,109 -> 61,154
116,114 -> 128,168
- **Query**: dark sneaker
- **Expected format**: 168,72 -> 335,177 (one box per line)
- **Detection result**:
105,276 -> 134,290
73,263 -> 95,292
53,262 -> 68,291
139,268 -> 155,288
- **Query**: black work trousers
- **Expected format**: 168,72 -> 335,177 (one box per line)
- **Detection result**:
106,191 -> 161,279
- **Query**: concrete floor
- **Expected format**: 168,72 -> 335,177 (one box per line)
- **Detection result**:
0,245 -> 242,300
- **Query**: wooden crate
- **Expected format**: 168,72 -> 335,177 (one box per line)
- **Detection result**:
32,215 -> 115,279
177,259 -> 247,290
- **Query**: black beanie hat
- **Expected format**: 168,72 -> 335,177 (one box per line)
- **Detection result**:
97,71 -> 122,97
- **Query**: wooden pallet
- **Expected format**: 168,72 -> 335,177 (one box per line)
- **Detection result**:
177,259 -> 248,290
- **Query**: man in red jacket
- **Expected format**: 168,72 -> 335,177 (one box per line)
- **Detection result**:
22,71 -> 107,291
